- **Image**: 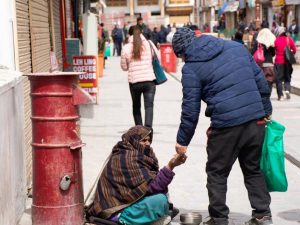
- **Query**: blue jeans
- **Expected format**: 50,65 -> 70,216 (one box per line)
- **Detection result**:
119,194 -> 169,225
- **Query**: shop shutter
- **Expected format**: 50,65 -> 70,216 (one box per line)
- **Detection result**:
50,0 -> 63,70
15,0 -> 33,189
29,0 -> 51,72
16,0 -> 32,73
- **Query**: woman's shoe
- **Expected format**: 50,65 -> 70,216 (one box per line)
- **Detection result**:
243,216 -> 273,225
203,218 -> 216,225
285,91 -> 291,100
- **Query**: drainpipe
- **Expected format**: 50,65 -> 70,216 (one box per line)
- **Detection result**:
60,0 -> 68,69
74,0 -> 79,38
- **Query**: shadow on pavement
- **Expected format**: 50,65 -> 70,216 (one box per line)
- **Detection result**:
278,209 -> 300,223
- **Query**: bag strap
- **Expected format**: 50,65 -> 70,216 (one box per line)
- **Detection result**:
258,43 -> 262,49
148,40 -> 158,59
286,37 -> 290,49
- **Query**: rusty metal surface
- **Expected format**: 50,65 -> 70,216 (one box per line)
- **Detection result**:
25,71 -> 85,76
29,73 -> 86,225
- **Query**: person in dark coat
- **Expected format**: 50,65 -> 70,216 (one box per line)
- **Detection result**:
111,25 -> 124,56
261,17 -> 269,28
288,19 -> 299,42
158,25 -> 167,43
172,28 -> 273,225
151,27 -> 159,47
232,30 -> 245,45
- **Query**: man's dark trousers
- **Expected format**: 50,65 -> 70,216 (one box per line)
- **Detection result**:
206,120 -> 271,225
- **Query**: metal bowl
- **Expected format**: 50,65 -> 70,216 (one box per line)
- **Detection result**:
180,212 -> 202,225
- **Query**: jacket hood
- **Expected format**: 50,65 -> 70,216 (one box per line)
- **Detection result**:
185,35 -> 224,62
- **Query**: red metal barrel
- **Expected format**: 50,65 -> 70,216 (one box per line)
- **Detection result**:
26,72 -> 92,225
160,43 -> 177,73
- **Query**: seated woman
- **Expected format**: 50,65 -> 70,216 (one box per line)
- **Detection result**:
86,125 -> 186,225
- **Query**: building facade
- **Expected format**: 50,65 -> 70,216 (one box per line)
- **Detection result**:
102,0 -> 196,28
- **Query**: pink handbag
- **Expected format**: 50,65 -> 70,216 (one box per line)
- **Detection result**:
253,43 -> 265,64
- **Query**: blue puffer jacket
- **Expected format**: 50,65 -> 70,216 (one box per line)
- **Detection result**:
177,35 -> 272,146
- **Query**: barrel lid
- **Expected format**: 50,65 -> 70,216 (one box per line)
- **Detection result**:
24,72 -> 85,76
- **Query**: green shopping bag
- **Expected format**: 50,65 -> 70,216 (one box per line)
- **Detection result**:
260,120 -> 288,192
104,44 -> 111,57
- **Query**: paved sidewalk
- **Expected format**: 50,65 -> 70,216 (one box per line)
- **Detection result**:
19,57 -> 300,225
291,65 -> 300,95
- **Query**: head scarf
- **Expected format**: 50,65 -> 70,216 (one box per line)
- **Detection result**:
87,126 -> 159,219
274,26 -> 286,37
257,28 -> 276,48
172,27 -> 196,57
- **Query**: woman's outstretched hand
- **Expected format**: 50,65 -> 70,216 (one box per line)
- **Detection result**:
168,154 -> 187,170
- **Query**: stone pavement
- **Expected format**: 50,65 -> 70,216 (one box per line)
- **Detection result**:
19,57 -> 300,225
291,65 -> 300,95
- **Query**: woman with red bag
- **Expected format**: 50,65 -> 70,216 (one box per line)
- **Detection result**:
252,28 -> 276,92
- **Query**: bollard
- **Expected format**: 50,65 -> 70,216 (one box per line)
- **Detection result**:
160,43 -> 177,73
98,53 -> 104,77
25,72 -> 93,225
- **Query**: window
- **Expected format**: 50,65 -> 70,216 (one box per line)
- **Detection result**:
106,0 -> 127,7
169,0 -> 189,4
137,0 -> 159,5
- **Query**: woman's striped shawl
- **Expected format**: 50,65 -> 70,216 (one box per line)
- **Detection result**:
87,126 -> 159,219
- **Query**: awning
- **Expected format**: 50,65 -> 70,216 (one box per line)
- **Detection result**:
218,2 -> 228,16
285,0 -> 300,4
224,1 -> 239,12
165,5 -> 193,15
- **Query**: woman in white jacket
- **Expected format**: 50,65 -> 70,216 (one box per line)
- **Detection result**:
121,26 -> 160,128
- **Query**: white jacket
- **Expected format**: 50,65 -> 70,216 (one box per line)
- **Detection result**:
121,34 -> 160,84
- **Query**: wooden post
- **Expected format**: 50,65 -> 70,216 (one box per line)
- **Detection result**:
160,0 -> 165,17
255,0 -> 261,28
130,0 -> 134,16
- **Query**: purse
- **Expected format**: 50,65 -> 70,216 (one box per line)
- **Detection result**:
148,41 -> 167,85
253,43 -> 265,64
284,37 -> 296,64
104,44 -> 111,57
260,120 -> 288,192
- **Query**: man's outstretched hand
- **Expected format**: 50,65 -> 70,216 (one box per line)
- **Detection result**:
175,143 -> 187,155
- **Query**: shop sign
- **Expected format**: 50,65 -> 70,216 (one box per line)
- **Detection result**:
272,0 -> 285,6
224,1 -> 239,12
73,55 -> 99,102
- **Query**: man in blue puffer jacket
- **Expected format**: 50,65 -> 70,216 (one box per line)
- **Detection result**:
172,28 -> 273,225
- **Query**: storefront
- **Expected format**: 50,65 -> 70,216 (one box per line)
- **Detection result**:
224,1 -> 239,31
285,0 -> 300,27
165,5 -> 193,25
